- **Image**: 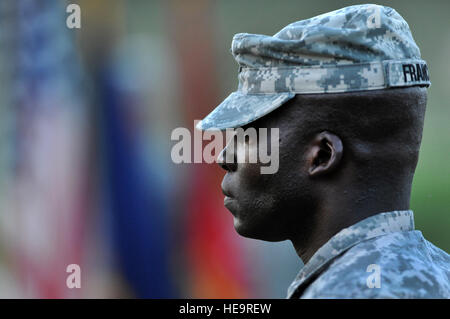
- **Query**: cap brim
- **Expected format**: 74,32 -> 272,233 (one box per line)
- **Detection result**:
196,91 -> 295,130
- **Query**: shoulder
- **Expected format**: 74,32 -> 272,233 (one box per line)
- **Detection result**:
301,231 -> 450,298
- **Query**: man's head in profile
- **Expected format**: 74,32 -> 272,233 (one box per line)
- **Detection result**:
218,87 -> 426,256
197,4 -> 449,298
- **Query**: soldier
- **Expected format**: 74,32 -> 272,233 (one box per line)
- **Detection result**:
196,4 -> 450,298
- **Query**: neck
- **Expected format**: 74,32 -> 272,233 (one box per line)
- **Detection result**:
290,182 -> 411,264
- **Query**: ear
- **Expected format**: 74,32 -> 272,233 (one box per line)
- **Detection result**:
307,131 -> 343,177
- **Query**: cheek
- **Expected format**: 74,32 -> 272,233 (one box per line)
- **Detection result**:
235,139 -> 258,164
237,162 -> 266,191
233,138 -> 298,203
234,141 -> 264,179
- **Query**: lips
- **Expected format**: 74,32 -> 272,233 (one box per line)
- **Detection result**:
221,175 -> 237,213
223,193 -> 237,215
221,187 -> 233,198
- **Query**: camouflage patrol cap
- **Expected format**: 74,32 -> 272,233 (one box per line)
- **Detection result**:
197,4 -> 430,131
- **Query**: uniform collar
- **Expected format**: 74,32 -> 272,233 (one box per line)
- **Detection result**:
287,210 -> 415,298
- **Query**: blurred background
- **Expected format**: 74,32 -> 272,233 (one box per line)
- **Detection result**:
0,0 -> 448,298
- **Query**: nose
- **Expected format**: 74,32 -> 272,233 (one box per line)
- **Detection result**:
217,141 -> 237,172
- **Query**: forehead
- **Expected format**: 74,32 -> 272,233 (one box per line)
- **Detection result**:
240,96 -> 312,131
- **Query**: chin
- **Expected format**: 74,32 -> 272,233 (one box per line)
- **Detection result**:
232,217 -> 285,242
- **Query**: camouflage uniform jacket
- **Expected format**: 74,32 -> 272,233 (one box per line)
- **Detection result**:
287,210 -> 450,298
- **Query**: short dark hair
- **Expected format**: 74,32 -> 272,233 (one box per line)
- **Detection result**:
284,86 -> 427,173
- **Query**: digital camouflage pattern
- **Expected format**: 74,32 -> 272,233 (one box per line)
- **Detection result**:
287,211 -> 450,299
197,4 -> 431,131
